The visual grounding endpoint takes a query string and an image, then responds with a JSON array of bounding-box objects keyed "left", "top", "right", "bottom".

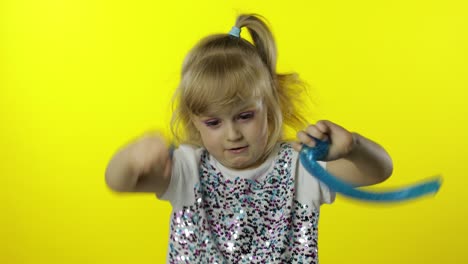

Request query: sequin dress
[{"left": 159, "top": 142, "right": 335, "bottom": 263}]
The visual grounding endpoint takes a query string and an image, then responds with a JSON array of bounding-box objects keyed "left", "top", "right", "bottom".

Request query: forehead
[{"left": 198, "top": 99, "right": 262, "bottom": 118}]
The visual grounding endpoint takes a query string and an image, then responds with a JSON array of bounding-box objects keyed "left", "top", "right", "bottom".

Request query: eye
[
  {"left": 204, "top": 119, "right": 220, "bottom": 127},
  {"left": 238, "top": 111, "right": 254, "bottom": 120}
]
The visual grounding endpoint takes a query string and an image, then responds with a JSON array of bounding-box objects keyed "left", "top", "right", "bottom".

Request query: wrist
[{"left": 347, "top": 132, "right": 361, "bottom": 157}]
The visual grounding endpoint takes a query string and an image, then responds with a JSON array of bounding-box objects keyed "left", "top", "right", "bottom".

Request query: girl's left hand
[{"left": 292, "top": 120, "right": 356, "bottom": 161}]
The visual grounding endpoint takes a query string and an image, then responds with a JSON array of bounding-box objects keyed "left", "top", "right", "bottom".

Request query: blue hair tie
[
  {"left": 229, "top": 26, "right": 241, "bottom": 38},
  {"left": 299, "top": 137, "right": 442, "bottom": 202}
]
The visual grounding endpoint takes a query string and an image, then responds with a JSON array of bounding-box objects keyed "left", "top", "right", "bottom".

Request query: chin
[{"left": 229, "top": 160, "right": 251, "bottom": 170}]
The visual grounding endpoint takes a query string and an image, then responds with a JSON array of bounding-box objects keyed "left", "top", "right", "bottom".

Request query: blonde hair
[{"left": 171, "top": 14, "right": 313, "bottom": 159}]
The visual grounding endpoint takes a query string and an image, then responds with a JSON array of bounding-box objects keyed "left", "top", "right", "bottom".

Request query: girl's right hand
[
  {"left": 126, "top": 132, "right": 171, "bottom": 180},
  {"left": 106, "top": 131, "right": 172, "bottom": 194}
]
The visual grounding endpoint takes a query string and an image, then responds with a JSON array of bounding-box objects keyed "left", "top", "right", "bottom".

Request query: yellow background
[{"left": 1, "top": 0, "right": 467, "bottom": 263}]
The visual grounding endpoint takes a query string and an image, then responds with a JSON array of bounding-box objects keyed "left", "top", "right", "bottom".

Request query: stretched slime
[{"left": 299, "top": 137, "right": 442, "bottom": 202}]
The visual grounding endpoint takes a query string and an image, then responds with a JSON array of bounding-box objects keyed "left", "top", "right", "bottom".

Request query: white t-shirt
[{"left": 159, "top": 142, "right": 335, "bottom": 263}]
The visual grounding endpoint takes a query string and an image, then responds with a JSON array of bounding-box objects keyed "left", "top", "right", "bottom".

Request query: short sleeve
[
  {"left": 295, "top": 158, "right": 336, "bottom": 207},
  {"left": 157, "top": 145, "right": 201, "bottom": 210},
  {"left": 315, "top": 161, "right": 336, "bottom": 204}
]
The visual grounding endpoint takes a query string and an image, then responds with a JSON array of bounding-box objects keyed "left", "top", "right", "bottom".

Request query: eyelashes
[
  {"left": 203, "top": 111, "right": 255, "bottom": 127},
  {"left": 239, "top": 111, "right": 254, "bottom": 120},
  {"left": 205, "top": 120, "right": 220, "bottom": 127}
]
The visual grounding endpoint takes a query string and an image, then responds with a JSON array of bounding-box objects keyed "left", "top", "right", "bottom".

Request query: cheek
[
  {"left": 199, "top": 130, "right": 220, "bottom": 148},
  {"left": 248, "top": 118, "right": 269, "bottom": 139}
]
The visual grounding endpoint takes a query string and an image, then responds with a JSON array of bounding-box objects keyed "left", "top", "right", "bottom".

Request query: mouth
[{"left": 228, "top": 146, "right": 248, "bottom": 153}]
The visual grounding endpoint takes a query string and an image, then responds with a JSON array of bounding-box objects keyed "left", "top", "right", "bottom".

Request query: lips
[
  {"left": 229, "top": 146, "right": 247, "bottom": 150},
  {"left": 227, "top": 146, "right": 249, "bottom": 154}
]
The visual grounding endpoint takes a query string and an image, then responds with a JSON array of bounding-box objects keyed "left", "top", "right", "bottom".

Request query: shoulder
[
  {"left": 282, "top": 141, "right": 334, "bottom": 205},
  {"left": 171, "top": 143, "right": 206, "bottom": 177},
  {"left": 273, "top": 141, "right": 325, "bottom": 167},
  {"left": 173, "top": 144, "right": 205, "bottom": 161},
  {"left": 158, "top": 144, "right": 204, "bottom": 204},
  {"left": 280, "top": 140, "right": 327, "bottom": 169}
]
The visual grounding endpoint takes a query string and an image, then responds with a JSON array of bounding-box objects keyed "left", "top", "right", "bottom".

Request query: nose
[{"left": 226, "top": 122, "right": 242, "bottom": 142}]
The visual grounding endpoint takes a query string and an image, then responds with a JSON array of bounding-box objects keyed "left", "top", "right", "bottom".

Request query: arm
[
  {"left": 326, "top": 132, "right": 393, "bottom": 187},
  {"left": 293, "top": 120, "right": 393, "bottom": 187},
  {"left": 105, "top": 133, "right": 172, "bottom": 196}
]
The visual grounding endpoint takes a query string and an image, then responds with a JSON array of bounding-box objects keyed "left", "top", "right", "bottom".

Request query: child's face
[{"left": 192, "top": 100, "right": 269, "bottom": 170}]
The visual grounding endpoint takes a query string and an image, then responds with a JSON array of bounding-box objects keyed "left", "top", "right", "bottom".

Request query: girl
[{"left": 105, "top": 14, "right": 393, "bottom": 263}]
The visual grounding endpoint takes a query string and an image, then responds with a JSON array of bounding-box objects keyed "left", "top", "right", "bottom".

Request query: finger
[
  {"left": 305, "top": 125, "right": 327, "bottom": 141},
  {"left": 297, "top": 131, "right": 317, "bottom": 147},
  {"left": 315, "top": 120, "right": 331, "bottom": 133},
  {"left": 291, "top": 141, "right": 302, "bottom": 152},
  {"left": 317, "top": 120, "right": 347, "bottom": 134}
]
